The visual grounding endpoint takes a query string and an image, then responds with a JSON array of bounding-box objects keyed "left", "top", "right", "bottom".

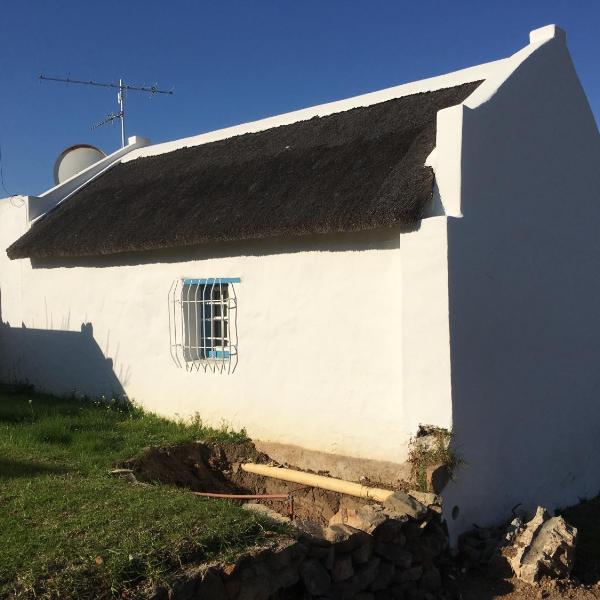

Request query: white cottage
[{"left": 1, "top": 25, "right": 599, "bottom": 539}]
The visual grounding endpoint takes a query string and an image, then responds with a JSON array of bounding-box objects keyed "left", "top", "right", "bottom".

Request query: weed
[{"left": 408, "top": 426, "right": 461, "bottom": 492}]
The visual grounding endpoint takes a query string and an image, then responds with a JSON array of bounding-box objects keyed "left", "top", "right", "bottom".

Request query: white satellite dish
[{"left": 53, "top": 144, "right": 107, "bottom": 185}]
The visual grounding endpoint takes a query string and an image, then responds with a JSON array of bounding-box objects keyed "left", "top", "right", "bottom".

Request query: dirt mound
[{"left": 119, "top": 440, "right": 266, "bottom": 493}]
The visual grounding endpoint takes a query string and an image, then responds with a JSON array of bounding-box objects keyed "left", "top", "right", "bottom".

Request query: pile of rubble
[{"left": 459, "top": 506, "right": 578, "bottom": 585}]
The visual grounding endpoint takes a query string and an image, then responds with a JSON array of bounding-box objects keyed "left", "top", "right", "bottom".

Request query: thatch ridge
[{"left": 7, "top": 82, "right": 481, "bottom": 260}]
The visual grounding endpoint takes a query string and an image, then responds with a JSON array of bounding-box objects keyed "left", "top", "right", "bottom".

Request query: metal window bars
[{"left": 168, "top": 278, "right": 239, "bottom": 374}]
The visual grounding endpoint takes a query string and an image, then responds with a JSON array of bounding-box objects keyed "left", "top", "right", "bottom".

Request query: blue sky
[{"left": 0, "top": 1, "right": 598, "bottom": 195}]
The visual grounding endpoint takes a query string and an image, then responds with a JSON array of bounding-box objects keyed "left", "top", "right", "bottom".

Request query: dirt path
[{"left": 454, "top": 574, "right": 600, "bottom": 599}]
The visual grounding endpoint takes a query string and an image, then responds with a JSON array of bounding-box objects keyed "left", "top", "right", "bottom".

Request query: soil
[
  {"left": 119, "top": 440, "right": 368, "bottom": 525},
  {"left": 119, "top": 440, "right": 264, "bottom": 494},
  {"left": 454, "top": 573, "right": 600, "bottom": 599}
]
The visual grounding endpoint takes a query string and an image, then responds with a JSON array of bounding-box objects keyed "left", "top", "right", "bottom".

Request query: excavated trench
[{"left": 119, "top": 440, "right": 372, "bottom": 525}]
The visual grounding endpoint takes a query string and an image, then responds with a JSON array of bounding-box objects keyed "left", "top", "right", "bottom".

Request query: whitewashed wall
[
  {"left": 442, "top": 29, "right": 600, "bottom": 539},
  {"left": 0, "top": 204, "right": 453, "bottom": 466},
  {"left": 0, "top": 24, "right": 503, "bottom": 472}
]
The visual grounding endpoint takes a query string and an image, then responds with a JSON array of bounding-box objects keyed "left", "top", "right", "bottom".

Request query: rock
[
  {"left": 329, "top": 505, "right": 388, "bottom": 534},
  {"left": 486, "top": 551, "right": 513, "bottom": 579},
  {"left": 272, "top": 566, "right": 300, "bottom": 590},
  {"left": 402, "top": 522, "right": 422, "bottom": 542},
  {"left": 505, "top": 517, "right": 524, "bottom": 543},
  {"left": 296, "top": 519, "right": 327, "bottom": 539},
  {"left": 352, "top": 541, "right": 373, "bottom": 565},
  {"left": 459, "top": 533, "right": 485, "bottom": 565},
  {"left": 383, "top": 491, "right": 427, "bottom": 520},
  {"left": 300, "top": 558, "right": 331, "bottom": 596},
  {"left": 407, "top": 490, "right": 440, "bottom": 507},
  {"left": 325, "top": 524, "right": 370, "bottom": 553},
  {"left": 508, "top": 507, "right": 577, "bottom": 584},
  {"left": 309, "top": 543, "right": 333, "bottom": 559},
  {"left": 425, "top": 464, "right": 451, "bottom": 494},
  {"left": 397, "top": 581, "right": 418, "bottom": 598},
  {"left": 369, "top": 561, "right": 396, "bottom": 591},
  {"left": 411, "top": 535, "right": 445, "bottom": 562},
  {"left": 237, "top": 577, "right": 271, "bottom": 600},
  {"left": 373, "top": 519, "right": 405, "bottom": 543},
  {"left": 323, "top": 546, "right": 336, "bottom": 571},
  {"left": 224, "top": 580, "right": 241, "bottom": 599},
  {"left": 389, "top": 584, "right": 407, "bottom": 599},
  {"left": 393, "top": 566, "right": 422, "bottom": 584},
  {"left": 266, "top": 539, "right": 307, "bottom": 570},
  {"left": 241, "top": 502, "right": 291, "bottom": 524},
  {"left": 332, "top": 555, "right": 354, "bottom": 582},
  {"left": 353, "top": 557, "right": 381, "bottom": 591},
  {"left": 480, "top": 537, "right": 500, "bottom": 563},
  {"left": 462, "top": 543, "right": 482, "bottom": 564},
  {"left": 405, "top": 591, "right": 435, "bottom": 600},
  {"left": 309, "top": 543, "right": 335, "bottom": 568},
  {"left": 423, "top": 518, "right": 446, "bottom": 539},
  {"left": 374, "top": 542, "right": 412, "bottom": 568},
  {"left": 419, "top": 566, "right": 441, "bottom": 592}
]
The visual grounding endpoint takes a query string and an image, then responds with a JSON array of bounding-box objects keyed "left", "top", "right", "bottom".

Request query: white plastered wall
[
  {"left": 0, "top": 46, "right": 502, "bottom": 470},
  {"left": 0, "top": 204, "right": 455, "bottom": 467},
  {"left": 440, "top": 26, "right": 600, "bottom": 540}
]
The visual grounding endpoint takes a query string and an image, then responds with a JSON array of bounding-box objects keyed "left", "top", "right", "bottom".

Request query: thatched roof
[{"left": 8, "top": 81, "right": 481, "bottom": 260}]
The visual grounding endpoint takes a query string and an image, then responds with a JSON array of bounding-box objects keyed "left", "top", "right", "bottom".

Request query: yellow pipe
[{"left": 240, "top": 463, "right": 394, "bottom": 503}]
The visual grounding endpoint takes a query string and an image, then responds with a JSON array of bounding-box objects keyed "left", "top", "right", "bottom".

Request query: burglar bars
[{"left": 168, "top": 278, "right": 239, "bottom": 374}]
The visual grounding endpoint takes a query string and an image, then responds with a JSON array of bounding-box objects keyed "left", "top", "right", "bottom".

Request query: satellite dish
[{"left": 53, "top": 144, "right": 107, "bottom": 185}]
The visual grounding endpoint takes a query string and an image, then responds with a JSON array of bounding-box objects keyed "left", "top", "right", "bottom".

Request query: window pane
[
  {"left": 181, "top": 282, "right": 230, "bottom": 361},
  {"left": 212, "top": 320, "right": 228, "bottom": 340}
]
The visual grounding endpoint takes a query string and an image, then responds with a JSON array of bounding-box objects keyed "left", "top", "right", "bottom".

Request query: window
[{"left": 168, "top": 278, "right": 239, "bottom": 373}]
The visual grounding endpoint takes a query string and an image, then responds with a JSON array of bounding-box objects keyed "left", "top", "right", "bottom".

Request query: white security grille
[{"left": 168, "top": 278, "right": 239, "bottom": 373}]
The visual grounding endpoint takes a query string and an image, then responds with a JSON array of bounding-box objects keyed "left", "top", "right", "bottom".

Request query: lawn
[{"left": 0, "top": 385, "right": 281, "bottom": 599}]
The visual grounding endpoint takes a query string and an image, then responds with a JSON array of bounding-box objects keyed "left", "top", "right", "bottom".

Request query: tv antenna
[{"left": 39, "top": 74, "right": 174, "bottom": 148}]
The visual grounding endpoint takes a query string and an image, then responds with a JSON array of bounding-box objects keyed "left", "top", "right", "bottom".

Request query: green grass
[{"left": 0, "top": 386, "right": 283, "bottom": 599}]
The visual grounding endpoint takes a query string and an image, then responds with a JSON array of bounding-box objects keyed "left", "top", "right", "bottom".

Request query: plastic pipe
[{"left": 240, "top": 463, "right": 394, "bottom": 502}]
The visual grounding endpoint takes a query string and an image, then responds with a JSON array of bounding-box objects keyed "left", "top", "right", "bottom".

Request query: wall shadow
[
  {"left": 442, "top": 39, "right": 600, "bottom": 546},
  {"left": 0, "top": 457, "right": 70, "bottom": 480},
  {"left": 0, "top": 321, "right": 125, "bottom": 399}
]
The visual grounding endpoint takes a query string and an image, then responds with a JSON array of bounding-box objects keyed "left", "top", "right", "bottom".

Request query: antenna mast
[{"left": 39, "top": 74, "right": 174, "bottom": 148}]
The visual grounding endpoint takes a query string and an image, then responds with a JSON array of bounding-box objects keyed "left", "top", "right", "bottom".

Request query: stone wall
[{"left": 146, "top": 503, "right": 449, "bottom": 600}]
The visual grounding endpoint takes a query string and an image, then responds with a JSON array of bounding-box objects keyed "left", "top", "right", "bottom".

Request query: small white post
[{"left": 118, "top": 79, "right": 125, "bottom": 148}]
